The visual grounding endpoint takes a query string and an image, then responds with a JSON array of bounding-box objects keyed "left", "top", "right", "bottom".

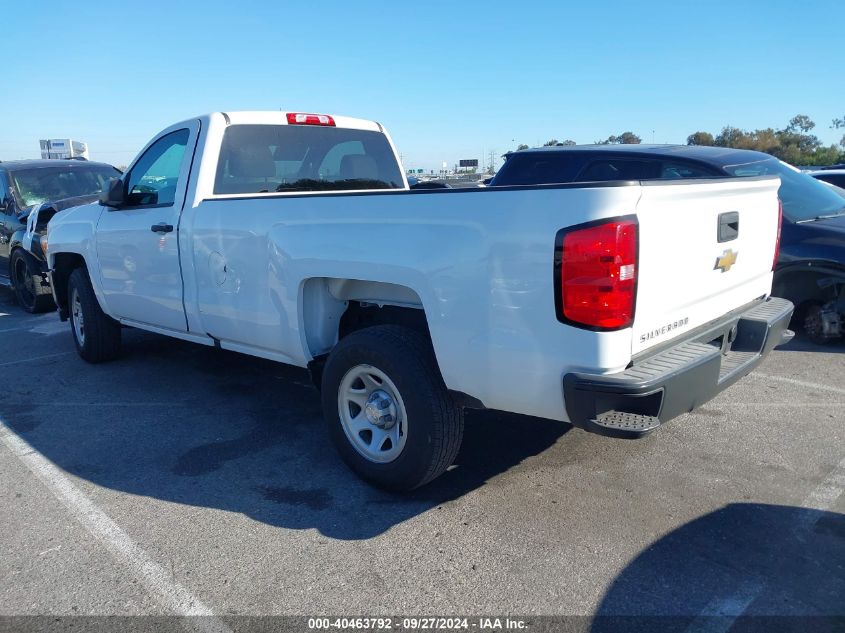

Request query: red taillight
[
  {"left": 286, "top": 112, "right": 335, "bottom": 126},
  {"left": 556, "top": 218, "right": 638, "bottom": 330},
  {"left": 772, "top": 198, "right": 783, "bottom": 272}
]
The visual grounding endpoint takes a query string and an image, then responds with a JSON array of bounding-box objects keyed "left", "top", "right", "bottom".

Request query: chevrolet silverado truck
[{"left": 41, "top": 111, "right": 794, "bottom": 490}]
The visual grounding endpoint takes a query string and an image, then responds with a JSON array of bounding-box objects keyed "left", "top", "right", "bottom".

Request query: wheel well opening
[
  {"left": 339, "top": 301, "right": 430, "bottom": 340},
  {"left": 52, "top": 253, "right": 86, "bottom": 315},
  {"left": 302, "top": 278, "right": 432, "bottom": 387}
]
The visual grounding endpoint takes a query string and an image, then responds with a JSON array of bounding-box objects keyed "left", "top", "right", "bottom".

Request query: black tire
[
  {"left": 800, "top": 301, "right": 831, "bottom": 345},
  {"left": 67, "top": 267, "right": 122, "bottom": 363},
  {"left": 10, "top": 250, "right": 54, "bottom": 314},
  {"left": 321, "top": 325, "right": 464, "bottom": 491}
]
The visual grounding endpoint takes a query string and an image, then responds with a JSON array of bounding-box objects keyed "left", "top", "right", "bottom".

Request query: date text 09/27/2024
[{"left": 307, "top": 617, "right": 528, "bottom": 630}]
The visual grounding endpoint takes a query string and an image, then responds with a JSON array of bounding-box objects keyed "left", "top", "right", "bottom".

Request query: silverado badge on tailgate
[{"left": 714, "top": 249, "right": 738, "bottom": 273}]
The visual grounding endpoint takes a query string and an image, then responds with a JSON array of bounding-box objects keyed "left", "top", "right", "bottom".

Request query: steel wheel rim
[
  {"left": 337, "top": 364, "right": 408, "bottom": 464},
  {"left": 14, "top": 259, "right": 35, "bottom": 307},
  {"left": 71, "top": 287, "right": 85, "bottom": 346}
]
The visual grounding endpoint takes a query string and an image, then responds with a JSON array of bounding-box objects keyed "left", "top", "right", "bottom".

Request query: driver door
[{"left": 94, "top": 122, "right": 199, "bottom": 332}]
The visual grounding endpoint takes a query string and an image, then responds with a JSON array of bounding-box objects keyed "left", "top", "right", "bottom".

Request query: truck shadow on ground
[
  {"left": 778, "top": 335, "right": 845, "bottom": 354},
  {"left": 590, "top": 502, "right": 845, "bottom": 632},
  {"left": 6, "top": 329, "right": 571, "bottom": 540}
]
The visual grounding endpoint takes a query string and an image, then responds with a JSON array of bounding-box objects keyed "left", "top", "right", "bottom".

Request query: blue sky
[{"left": 2, "top": 0, "right": 843, "bottom": 170}]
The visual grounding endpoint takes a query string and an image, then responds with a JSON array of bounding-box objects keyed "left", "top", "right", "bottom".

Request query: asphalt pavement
[{"left": 0, "top": 287, "right": 842, "bottom": 630}]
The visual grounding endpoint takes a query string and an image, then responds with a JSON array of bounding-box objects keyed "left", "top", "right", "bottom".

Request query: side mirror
[{"left": 100, "top": 177, "right": 125, "bottom": 208}]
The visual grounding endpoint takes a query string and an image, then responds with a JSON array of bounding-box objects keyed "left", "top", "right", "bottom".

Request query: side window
[
  {"left": 494, "top": 153, "right": 584, "bottom": 186},
  {"left": 125, "top": 129, "right": 190, "bottom": 206},
  {"left": 579, "top": 159, "right": 661, "bottom": 181},
  {"left": 820, "top": 174, "right": 845, "bottom": 188},
  {"left": 660, "top": 162, "right": 716, "bottom": 179}
]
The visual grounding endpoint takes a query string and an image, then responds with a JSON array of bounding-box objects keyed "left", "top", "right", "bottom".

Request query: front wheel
[
  {"left": 11, "top": 250, "right": 54, "bottom": 314},
  {"left": 321, "top": 325, "right": 464, "bottom": 491},
  {"left": 68, "top": 267, "right": 122, "bottom": 363}
]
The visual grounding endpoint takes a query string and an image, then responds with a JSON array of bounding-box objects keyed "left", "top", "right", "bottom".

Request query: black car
[
  {"left": 490, "top": 145, "right": 845, "bottom": 340},
  {"left": 809, "top": 169, "right": 845, "bottom": 188},
  {"left": 0, "top": 159, "right": 121, "bottom": 312}
]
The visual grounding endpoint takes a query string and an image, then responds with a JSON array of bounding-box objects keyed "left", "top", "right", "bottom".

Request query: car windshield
[
  {"left": 723, "top": 158, "right": 845, "bottom": 222},
  {"left": 11, "top": 164, "right": 120, "bottom": 207}
]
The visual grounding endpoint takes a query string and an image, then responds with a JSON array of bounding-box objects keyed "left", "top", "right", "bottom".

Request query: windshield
[
  {"left": 723, "top": 158, "right": 845, "bottom": 222},
  {"left": 11, "top": 164, "right": 121, "bottom": 207}
]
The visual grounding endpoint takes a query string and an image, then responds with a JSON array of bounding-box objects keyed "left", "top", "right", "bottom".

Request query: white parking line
[
  {"left": 0, "top": 351, "right": 75, "bottom": 368},
  {"left": 751, "top": 372, "right": 845, "bottom": 396},
  {"left": 0, "top": 419, "right": 232, "bottom": 633},
  {"left": 800, "top": 456, "right": 845, "bottom": 513},
  {"left": 683, "top": 455, "right": 845, "bottom": 633}
]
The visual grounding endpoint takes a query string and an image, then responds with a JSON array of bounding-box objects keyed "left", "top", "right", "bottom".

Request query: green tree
[
  {"left": 617, "top": 132, "right": 641, "bottom": 144},
  {"left": 598, "top": 132, "right": 641, "bottom": 145},
  {"left": 517, "top": 144, "right": 529, "bottom": 151},
  {"left": 786, "top": 114, "right": 815, "bottom": 133},
  {"left": 689, "top": 115, "right": 844, "bottom": 166},
  {"left": 560, "top": 139, "right": 577, "bottom": 146},
  {"left": 832, "top": 117, "right": 845, "bottom": 148},
  {"left": 543, "top": 139, "right": 559, "bottom": 147},
  {"left": 715, "top": 126, "right": 749, "bottom": 148},
  {"left": 687, "top": 131, "right": 714, "bottom": 146}
]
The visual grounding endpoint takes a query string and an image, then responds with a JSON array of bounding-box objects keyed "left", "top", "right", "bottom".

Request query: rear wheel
[
  {"left": 801, "top": 301, "right": 831, "bottom": 345},
  {"left": 68, "top": 267, "right": 122, "bottom": 362},
  {"left": 11, "top": 250, "right": 54, "bottom": 314},
  {"left": 321, "top": 325, "right": 464, "bottom": 491}
]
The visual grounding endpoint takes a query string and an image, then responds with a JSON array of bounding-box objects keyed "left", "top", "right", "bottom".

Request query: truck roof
[
  {"left": 506, "top": 144, "right": 773, "bottom": 168},
  {"left": 211, "top": 111, "right": 384, "bottom": 133},
  {"left": 0, "top": 159, "right": 117, "bottom": 171}
]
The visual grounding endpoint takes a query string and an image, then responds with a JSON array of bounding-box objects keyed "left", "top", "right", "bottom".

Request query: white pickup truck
[{"left": 42, "top": 111, "right": 794, "bottom": 490}]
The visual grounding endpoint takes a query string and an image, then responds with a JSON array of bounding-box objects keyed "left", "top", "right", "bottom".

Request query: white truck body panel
[
  {"left": 46, "top": 112, "right": 784, "bottom": 425},
  {"left": 632, "top": 179, "right": 779, "bottom": 356}
]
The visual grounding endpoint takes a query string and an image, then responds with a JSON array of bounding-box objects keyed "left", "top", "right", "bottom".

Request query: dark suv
[
  {"left": 490, "top": 145, "right": 845, "bottom": 340},
  {"left": 0, "top": 159, "right": 121, "bottom": 312}
]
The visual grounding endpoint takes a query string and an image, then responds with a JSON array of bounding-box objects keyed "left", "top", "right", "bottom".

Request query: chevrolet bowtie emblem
[{"left": 714, "top": 249, "right": 738, "bottom": 273}]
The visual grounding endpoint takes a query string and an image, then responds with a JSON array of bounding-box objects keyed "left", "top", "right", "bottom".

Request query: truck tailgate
[{"left": 632, "top": 177, "right": 781, "bottom": 356}]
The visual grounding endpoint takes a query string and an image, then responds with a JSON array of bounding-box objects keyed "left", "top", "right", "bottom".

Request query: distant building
[{"left": 40, "top": 139, "right": 89, "bottom": 160}]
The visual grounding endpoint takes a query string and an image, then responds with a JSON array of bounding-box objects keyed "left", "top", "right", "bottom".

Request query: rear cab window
[{"left": 214, "top": 124, "right": 404, "bottom": 195}]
